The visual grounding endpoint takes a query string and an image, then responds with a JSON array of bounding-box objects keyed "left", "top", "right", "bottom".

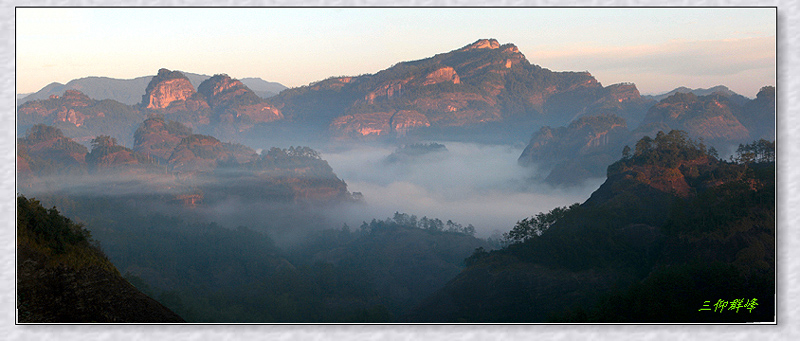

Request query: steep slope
[
  {"left": 196, "top": 74, "right": 283, "bottom": 137},
  {"left": 17, "top": 195, "right": 185, "bottom": 323},
  {"left": 408, "top": 130, "right": 774, "bottom": 323},
  {"left": 271, "top": 38, "right": 647, "bottom": 142},
  {"left": 737, "top": 86, "right": 776, "bottom": 140},
  {"left": 138, "top": 70, "right": 284, "bottom": 139},
  {"left": 518, "top": 114, "right": 629, "bottom": 185},
  {"left": 85, "top": 135, "right": 156, "bottom": 174}
]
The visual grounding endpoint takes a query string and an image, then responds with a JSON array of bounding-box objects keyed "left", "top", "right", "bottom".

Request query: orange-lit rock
[{"left": 142, "top": 70, "right": 197, "bottom": 110}]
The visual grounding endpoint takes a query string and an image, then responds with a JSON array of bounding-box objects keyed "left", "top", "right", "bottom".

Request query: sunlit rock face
[
  {"left": 330, "top": 110, "right": 432, "bottom": 139},
  {"left": 457, "top": 38, "right": 501, "bottom": 51},
  {"left": 604, "top": 83, "right": 642, "bottom": 103},
  {"left": 271, "top": 38, "right": 623, "bottom": 141},
  {"left": 197, "top": 74, "right": 284, "bottom": 129},
  {"left": 141, "top": 69, "right": 197, "bottom": 110}
]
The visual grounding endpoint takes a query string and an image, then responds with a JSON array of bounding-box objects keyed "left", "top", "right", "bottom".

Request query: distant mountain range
[
  {"left": 17, "top": 38, "right": 774, "bottom": 187},
  {"left": 642, "top": 85, "right": 751, "bottom": 105},
  {"left": 18, "top": 72, "right": 287, "bottom": 105}
]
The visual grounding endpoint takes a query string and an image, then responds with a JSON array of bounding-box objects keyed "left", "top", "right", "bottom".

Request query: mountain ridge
[{"left": 19, "top": 72, "right": 287, "bottom": 106}]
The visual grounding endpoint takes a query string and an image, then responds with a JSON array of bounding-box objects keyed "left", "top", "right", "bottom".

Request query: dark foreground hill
[
  {"left": 16, "top": 195, "right": 185, "bottom": 323},
  {"left": 407, "top": 131, "right": 774, "bottom": 323}
]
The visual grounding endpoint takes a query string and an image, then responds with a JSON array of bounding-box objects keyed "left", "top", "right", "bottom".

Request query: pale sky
[{"left": 15, "top": 7, "right": 776, "bottom": 97}]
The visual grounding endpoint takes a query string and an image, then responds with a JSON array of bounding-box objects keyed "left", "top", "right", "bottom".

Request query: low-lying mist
[
  {"left": 320, "top": 142, "right": 605, "bottom": 238},
  {"left": 19, "top": 140, "right": 606, "bottom": 246}
]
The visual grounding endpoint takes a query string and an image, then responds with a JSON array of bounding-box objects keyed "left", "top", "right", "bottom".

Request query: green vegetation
[
  {"left": 502, "top": 204, "right": 579, "bottom": 245},
  {"left": 17, "top": 195, "right": 102, "bottom": 262},
  {"left": 17, "top": 195, "right": 185, "bottom": 323},
  {"left": 33, "top": 190, "right": 485, "bottom": 322},
  {"left": 414, "top": 131, "right": 774, "bottom": 322}
]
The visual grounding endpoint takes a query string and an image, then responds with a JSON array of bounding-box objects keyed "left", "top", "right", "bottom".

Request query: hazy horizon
[{"left": 16, "top": 7, "right": 776, "bottom": 98}]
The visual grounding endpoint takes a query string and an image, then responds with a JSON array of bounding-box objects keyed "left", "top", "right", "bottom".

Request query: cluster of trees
[
  {"left": 732, "top": 139, "right": 775, "bottom": 164},
  {"left": 452, "top": 133, "right": 775, "bottom": 322},
  {"left": 502, "top": 204, "right": 580, "bottom": 245},
  {"left": 17, "top": 195, "right": 95, "bottom": 255},
  {"left": 21, "top": 190, "right": 487, "bottom": 322},
  {"left": 621, "top": 130, "right": 711, "bottom": 167},
  {"left": 385, "top": 142, "right": 448, "bottom": 163},
  {"left": 262, "top": 146, "right": 322, "bottom": 160},
  {"left": 359, "top": 212, "right": 476, "bottom": 236}
]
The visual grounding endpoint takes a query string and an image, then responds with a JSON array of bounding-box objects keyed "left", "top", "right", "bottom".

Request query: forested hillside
[
  {"left": 408, "top": 131, "right": 774, "bottom": 323},
  {"left": 16, "top": 195, "right": 185, "bottom": 323}
]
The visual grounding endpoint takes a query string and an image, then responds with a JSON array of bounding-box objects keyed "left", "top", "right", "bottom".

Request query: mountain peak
[
  {"left": 141, "top": 68, "right": 197, "bottom": 109},
  {"left": 459, "top": 39, "right": 501, "bottom": 51}
]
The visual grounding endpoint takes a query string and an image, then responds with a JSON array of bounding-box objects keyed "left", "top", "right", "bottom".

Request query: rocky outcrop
[
  {"left": 603, "top": 83, "right": 641, "bottom": 103},
  {"left": 271, "top": 38, "right": 623, "bottom": 142},
  {"left": 330, "top": 112, "right": 395, "bottom": 138},
  {"left": 196, "top": 74, "right": 283, "bottom": 134},
  {"left": 133, "top": 116, "right": 193, "bottom": 162},
  {"left": 637, "top": 92, "right": 750, "bottom": 144},
  {"left": 17, "top": 90, "right": 145, "bottom": 147},
  {"left": 390, "top": 110, "right": 431, "bottom": 136},
  {"left": 86, "top": 137, "right": 146, "bottom": 172},
  {"left": 17, "top": 124, "right": 89, "bottom": 185},
  {"left": 141, "top": 69, "right": 198, "bottom": 110},
  {"left": 458, "top": 38, "right": 501, "bottom": 51}
]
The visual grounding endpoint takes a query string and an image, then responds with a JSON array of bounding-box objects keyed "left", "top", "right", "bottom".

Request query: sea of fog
[{"left": 320, "top": 142, "right": 605, "bottom": 238}]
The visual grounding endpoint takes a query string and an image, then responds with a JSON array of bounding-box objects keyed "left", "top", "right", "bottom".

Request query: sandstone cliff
[
  {"left": 141, "top": 69, "right": 198, "bottom": 110},
  {"left": 271, "top": 38, "right": 634, "bottom": 142}
]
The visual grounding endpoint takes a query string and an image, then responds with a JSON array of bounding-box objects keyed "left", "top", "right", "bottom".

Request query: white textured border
[{"left": 2, "top": 1, "right": 796, "bottom": 340}]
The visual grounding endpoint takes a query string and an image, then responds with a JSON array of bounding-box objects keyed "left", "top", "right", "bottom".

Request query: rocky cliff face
[
  {"left": 167, "top": 134, "right": 237, "bottom": 174},
  {"left": 141, "top": 69, "right": 198, "bottom": 110},
  {"left": 195, "top": 74, "right": 283, "bottom": 136},
  {"left": 139, "top": 70, "right": 283, "bottom": 138},
  {"left": 270, "top": 38, "right": 627, "bottom": 142},
  {"left": 86, "top": 137, "right": 149, "bottom": 173}
]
